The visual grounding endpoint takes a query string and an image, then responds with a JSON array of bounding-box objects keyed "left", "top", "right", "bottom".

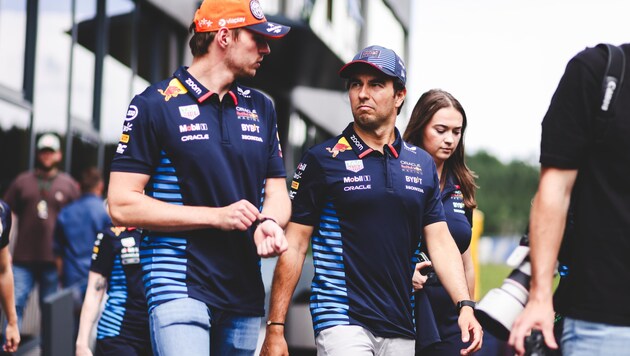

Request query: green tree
[{"left": 467, "top": 151, "right": 539, "bottom": 235}]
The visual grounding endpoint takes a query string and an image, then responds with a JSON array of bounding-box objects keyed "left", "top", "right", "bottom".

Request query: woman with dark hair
[{"left": 403, "top": 89, "right": 478, "bottom": 355}]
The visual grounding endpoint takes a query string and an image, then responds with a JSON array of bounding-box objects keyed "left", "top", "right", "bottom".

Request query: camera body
[{"left": 474, "top": 233, "right": 533, "bottom": 340}]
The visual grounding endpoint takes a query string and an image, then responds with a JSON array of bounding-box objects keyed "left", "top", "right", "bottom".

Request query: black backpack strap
[{"left": 594, "top": 43, "right": 626, "bottom": 142}]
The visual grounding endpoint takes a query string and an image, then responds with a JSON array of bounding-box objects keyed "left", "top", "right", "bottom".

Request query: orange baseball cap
[{"left": 193, "top": 0, "right": 290, "bottom": 39}]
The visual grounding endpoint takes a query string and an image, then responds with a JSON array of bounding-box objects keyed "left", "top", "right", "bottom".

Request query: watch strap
[{"left": 456, "top": 300, "right": 476, "bottom": 313}]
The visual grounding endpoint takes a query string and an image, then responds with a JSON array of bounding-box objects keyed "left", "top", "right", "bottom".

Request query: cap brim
[
  {"left": 245, "top": 21, "right": 290, "bottom": 39},
  {"left": 338, "top": 60, "right": 398, "bottom": 79}
]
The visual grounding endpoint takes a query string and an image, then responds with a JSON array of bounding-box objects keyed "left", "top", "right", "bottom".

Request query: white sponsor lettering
[
  {"left": 344, "top": 184, "right": 371, "bottom": 191},
  {"left": 185, "top": 78, "right": 202, "bottom": 95},
  {"left": 122, "top": 122, "right": 133, "bottom": 132},
  {"left": 179, "top": 104, "right": 200, "bottom": 120},
  {"left": 116, "top": 143, "right": 127, "bottom": 154},
  {"left": 405, "top": 176, "right": 423, "bottom": 184},
  {"left": 181, "top": 134, "right": 209, "bottom": 142},
  {"left": 179, "top": 123, "right": 208, "bottom": 133},
  {"left": 293, "top": 171, "right": 302, "bottom": 180},
  {"left": 454, "top": 209, "right": 465, "bottom": 214},
  {"left": 242, "top": 134, "right": 263, "bottom": 142},
  {"left": 266, "top": 24, "right": 283, "bottom": 33},
  {"left": 405, "top": 185, "right": 424, "bottom": 193},
  {"left": 226, "top": 17, "right": 245, "bottom": 24},
  {"left": 601, "top": 79, "right": 617, "bottom": 111},
  {"left": 297, "top": 163, "right": 307, "bottom": 171},
  {"left": 125, "top": 105, "right": 138, "bottom": 121},
  {"left": 343, "top": 175, "right": 371, "bottom": 183},
  {"left": 121, "top": 237, "right": 136, "bottom": 247},
  {"left": 289, "top": 190, "right": 296, "bottom": 199},
  {"left": 350, "top": 135, "right": 364, "bottom": 150},
  {"left": 453, "top": 202, "right": 465, "bottom": 209},
  {"left": 241, "top": 123, "right": 260, "bottom": 133}
]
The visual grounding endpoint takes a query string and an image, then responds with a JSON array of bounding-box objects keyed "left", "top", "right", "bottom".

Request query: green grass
[
  {"left": 477, "top": 263, "right": 561, "bottom": 300},
  {"left": 478, "top": 263, "right": 513, "bottom": 300}
]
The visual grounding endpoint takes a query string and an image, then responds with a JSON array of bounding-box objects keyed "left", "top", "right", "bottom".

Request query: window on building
[{"left": 0, "top": 0, "right": 27, "bottom": 92}]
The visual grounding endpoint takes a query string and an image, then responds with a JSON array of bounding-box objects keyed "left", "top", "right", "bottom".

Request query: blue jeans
[
  {"left": 149, "top": 297, "right": 261, "bottom": 356},
  {"left": 13, "top": 263, "right": 59, "bottom": 329},
  {"left": 562, "top": 317, "right": 630, "bottom": 355}
]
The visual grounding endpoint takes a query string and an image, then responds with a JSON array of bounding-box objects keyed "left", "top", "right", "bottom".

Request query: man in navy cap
[{"left": 260, "top": 45, "right": 483, "bottom": 356}]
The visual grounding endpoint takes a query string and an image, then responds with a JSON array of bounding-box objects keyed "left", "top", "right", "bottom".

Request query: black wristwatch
[{"left": 456, "top": 300, "right": 476, "bottom": 313}]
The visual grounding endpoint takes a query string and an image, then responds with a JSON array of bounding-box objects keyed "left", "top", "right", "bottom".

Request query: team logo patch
[
  {"left": 326, "top": 137, "right": 351, "bottom": 158},
  {"left": 361, "top": 49, "right": 380, "bottom": 58},
  {"left": 110, "top": 226, "right": 126, "bottom": 237},
  {"left": 345, "top": 159, "right": 364, "bottom": 173},
  {"left": 125, "top": 105, "right": 138, "bottom": 121},
  {"left": 237, "top": 87, "right": 251, "bottom": 98},
  {"left": 403, "top": 142, "right": 417, "bottom": 153},
  {"left": 179, "top": 104, "right": 200, "bottom": 120},
  {"left": 250, "top": 0, "right": 265, "bottom": 20},
  {"left": 158, "top": 78, "right": 187, "bottom": 101}
]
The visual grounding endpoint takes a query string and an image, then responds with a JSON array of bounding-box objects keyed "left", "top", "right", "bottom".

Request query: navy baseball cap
[{"left": 339, "top": 45, "right": 406, "bottom": 87}]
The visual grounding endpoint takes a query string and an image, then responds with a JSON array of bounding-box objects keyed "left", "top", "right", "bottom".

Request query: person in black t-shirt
[
  {"left": 509, "top": 43, "right": 630, "bottom": 355},
  {"left": 75, "top": 226, "right": 150, "bottom": 356}
]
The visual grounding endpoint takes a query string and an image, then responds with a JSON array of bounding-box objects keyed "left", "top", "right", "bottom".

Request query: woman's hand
[{"left": 412, "top": 261, "right": 433, "bottom": 291}]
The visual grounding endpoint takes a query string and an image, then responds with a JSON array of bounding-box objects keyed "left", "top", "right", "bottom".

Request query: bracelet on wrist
[
  {"left": 254, "top": 217, "right": 277, "bottom": 229},
  {"left": 266, "top": 320, "right": 285, "bottom": 327}
]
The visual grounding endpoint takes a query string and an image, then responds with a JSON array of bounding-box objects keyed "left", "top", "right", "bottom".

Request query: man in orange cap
[{"left": 107, "top": 0, "right": 291, "bottom": 355}]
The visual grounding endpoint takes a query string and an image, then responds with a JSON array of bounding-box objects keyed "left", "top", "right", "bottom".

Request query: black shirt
[{"left": 542, "top": 43, "right": 630, "bottom": 326}]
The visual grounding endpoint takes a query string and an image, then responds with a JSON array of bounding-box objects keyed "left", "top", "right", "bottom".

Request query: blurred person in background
[
  {"left": 75, "top": 225, "right": 150, "bottom": 356},
  {"left": 0, "top": 200, "right": 19, "bottom": 353},
  {"left": 403, "top": 89, "right": 478, "bottom": 355},
  {"left": 54, "top": 166, "right": 110, "bottom": 337},
  {"left": 3, "top": 133, "right": 79, "bottom": 330},
  {"left": 107, "top": 0, "right": 291, "bottom": 354}
]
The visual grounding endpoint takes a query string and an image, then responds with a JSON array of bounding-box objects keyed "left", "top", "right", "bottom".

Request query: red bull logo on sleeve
[
  {"left": 326, "top": 137, "right": 352, "bottom": 158},
  {"left": 158, "top": 79, "right": 188, "bottom": 101}
]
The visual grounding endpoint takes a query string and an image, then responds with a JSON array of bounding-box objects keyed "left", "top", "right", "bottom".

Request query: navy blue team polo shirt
[
  {"left": 290, "top": 123, "right": 446, "bottom": 339},
  {"left": 91, "top": 226, "right": 149, "bottom": 343},
  {"left": 110, "top": 66, "right": 286, "bottom": 315},
  {"left": 0, "top": 200, "right": 11, "bottom": 249},
  {"left": 440, "top": 175, "right": 472, "bottom": 254}
]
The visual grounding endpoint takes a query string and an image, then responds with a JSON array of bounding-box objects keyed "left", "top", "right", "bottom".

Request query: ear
[
  {"left": 216, "top": 27, "right": 231, "bottom": 49},
  {"left": 395, "top": 88, "right": 407, "bottom": 108}
]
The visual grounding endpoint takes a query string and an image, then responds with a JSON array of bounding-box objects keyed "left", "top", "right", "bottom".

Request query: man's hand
[
  {"left": 508, "top": 298, "right": 557, "bottom": 355},
  {"left": 75, "top": 343, "right": 93, "bottom": 356},
  {"left": 3, "top": 322, "right": 20, "bottom": 353},
  {"left": 259, "top": 327, "right": 289, "bottom": 356},
  {"left": 458, "top": 307, "right": 483, "bottom": 355},
  {"left": 218, "top": 199, "right": 260, "bottom": 231},
  {"left": 412, "top": 261, "right": 432, "bottom": 291},
  {"left": 254, "top": 218, "right": 288, "bottom": 257}
]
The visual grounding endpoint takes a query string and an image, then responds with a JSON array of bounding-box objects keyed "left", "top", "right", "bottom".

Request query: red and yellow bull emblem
[
  {"left": 326, "top": 137, "right": 351, "bottom": 158},
  {"left": 110, "top": 226, "right": 126, "bottom": 237},
  {"left": 158, "top": 79, "right": 188, "bottom": 101}
]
